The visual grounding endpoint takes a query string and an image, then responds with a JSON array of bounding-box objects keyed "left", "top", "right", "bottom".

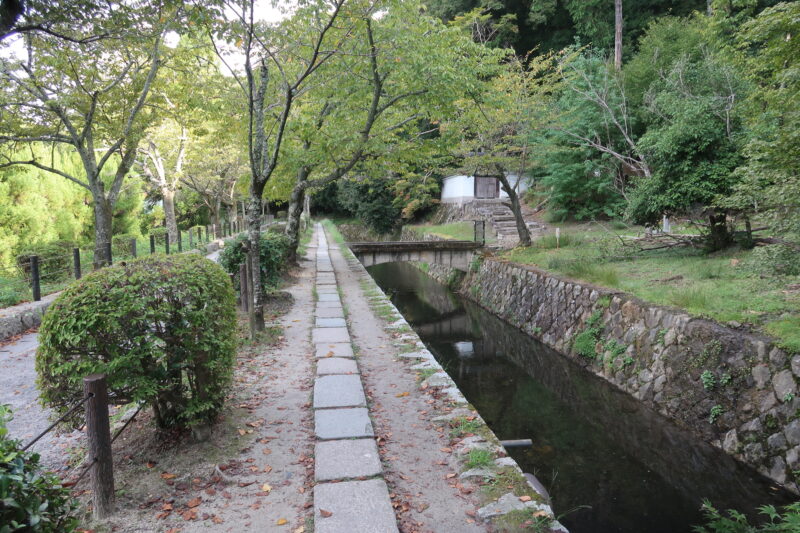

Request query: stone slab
[
  {"left": 318, "top": 266, "right": 333, "bottom": 272},
  {"left": 315, "top": 408, "right": 373, "bottom": 439},
  {"left": 317, "top": 301, "right": 343, "bottom": 309},
  {"left": 316, "top": 307, "right": 345, "bottom": 319},
  {"left": 312, "top": 327, "right": 350, "bottom": 344},
  {"left": 316, "top": 317, "right": 346, "bottom": 328},
  {"left": 317, "top": 357, "right": 359, "bottom": 375},
  {"left": 317, "top": 278, "right": 336, "bottom": 285},
  {"left": 314, "top": 479, "right": 399, "bottom": 533},
  {"left": 317, "top": 287, "right": 338, "bottom": 294},
  {"left": 314, "top": 439, "right": 382, "bottom": 481},
  {"left": 315, "top": 343, "right": 354, "bottom": 358},
  {"left": 318, "top": 293, "right": 340, "bottom": 302},
  {"left": 314, "top": 375, "right": 366, "bottom": 408}
]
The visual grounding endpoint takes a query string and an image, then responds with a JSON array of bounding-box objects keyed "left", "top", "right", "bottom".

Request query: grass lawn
[
  {"left": 504, "top": 222, "right": 800, "bottom": 354},
  {"left": 406, "top": 221, "right": 496, "bottom": 243}
]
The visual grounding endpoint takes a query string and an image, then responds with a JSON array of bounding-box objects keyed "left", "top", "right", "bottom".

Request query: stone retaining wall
[
  {"left": 460, "top": 257, "right": 800, "bottom": 493},
  {"left": 0, "top": 294, "right": 57, "bottom": 341}
]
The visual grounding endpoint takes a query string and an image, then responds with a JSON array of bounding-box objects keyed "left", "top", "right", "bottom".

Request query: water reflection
[{"left": 368, "top": 262, "right": 794, "bottom": 533}]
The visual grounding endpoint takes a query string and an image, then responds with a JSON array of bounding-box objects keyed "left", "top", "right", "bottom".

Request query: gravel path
[{"left": 0, "top": 332, "right": 83, "bottom": 470}]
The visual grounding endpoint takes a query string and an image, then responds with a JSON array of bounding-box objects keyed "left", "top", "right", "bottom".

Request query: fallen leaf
[
  {"left": 293, "top": 527, "right": 305, "bottom": 533},
  {"left": 440, "top": 447, "right": 452, "bottom": 453},
  {"left": 320, "top": 509, "right": 333, "bottom": 518},
  {"left": 262, "top": 483, "right": 272, "bottom": 493},
  {"left": 238, "top": 429, "right": 246, "bottom": 436},
  {"left": 212, "top": 516, "right": 224, "bottom": 524},
  {"left": 145, "top": 461, "right": 156, "bottom": 468},
  {"left": 187, "top": 497, "right": 202, "bottom": 508},
  {"left": 162, "top": 503, "right": 173, "bottom": 511},
  {"left": 277, "top": 518, "right": 288, "bottom": 526},
  {"left": 262, "top": 448, "right": 272, "bottom": 455},
  {"left": 395, "top": 392, "right": 409, "bottom": 398},
  {"left": 263, "top": 465, "right": 273, "bottom": 473},
  {"left": 161, "top": 472, "right": 176, "bottom": 480},
  {"left": 519, "top": 495, "right": 532, "bottom": 502},
  {"left": 446, "top": 473, "right": 456, "bottom": 479}
]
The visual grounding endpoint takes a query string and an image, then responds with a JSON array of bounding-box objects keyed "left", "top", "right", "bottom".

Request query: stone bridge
[{"left": 346, "top": 241, "right": 482, "bottom": 271}]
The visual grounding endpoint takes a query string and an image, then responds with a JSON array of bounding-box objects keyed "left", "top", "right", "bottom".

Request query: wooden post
[
  {"left": 130, "top": 238, "right": 137, "bottom": 258},
  {"left": 197, "top": 226, "right": 202, "bottom": 243},
  {"left": 30, "top": 255, "right": 41, "bottom": 301},
  {"left": 239, "top": 263, "right": 249, "bottom": 312},
  {"left": 73, "top": 248, "right": 82, "bottom": 280},
  {"left": 83, "top": 374, "right": 114, "bottom": 519},
  {"left": 177, "top": 231, "right": 182, "bottom": 252},
  {"left": 188, "top": 228, "right": 193, "bottom": 249},
  {"left": 150, "top": 235, "right": 156, "bottom": 254}
]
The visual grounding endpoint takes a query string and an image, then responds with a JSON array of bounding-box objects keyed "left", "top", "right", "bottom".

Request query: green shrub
[
  {"left": 535, "top": 232, "right": 583, "bottom": 249},
  {"left": 749, "top": 244, "right": 800, "bottom": 276},
  {"left": 693, "top": 500, "right": 800, "bottom": 532},
  {"left": 16, "top": 241, "right": 75, "bottom": 282},
  {"left": 573, "top": 310, "right": 604, "bottom": 359},
  {"left": 111, "top": 233, "right": 138, "bottom": 258},
  {"left": 36, "top": 254, "right": 236, "bottom": 429},
  {"left": 149, "top": 227, "right": 168, "bottom": 245},
  {"left": 218, "top": 232, "right": 290, "bottom": 292},
  {"left": 0, "top": 405, "right": 78, "bottom": 532}
]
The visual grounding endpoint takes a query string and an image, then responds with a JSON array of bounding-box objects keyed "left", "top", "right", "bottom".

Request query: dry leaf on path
[
  {"left": 395, "top": 392, "right": 409, "bottom": 398},
  {"left": 277, "top": 518, "right": 288, "bottom": 525},
  {"left": 320, "top": 509, "right": 333, "bottom": 518},
  {"left": 262, "top": 483, "right": 272, "bottom": 493},
  {"left": 519, "top": 495, "right": 532, "bottom": 502},
  {"left": 187, "top": 497, "right": 201, "bottom": 508}
]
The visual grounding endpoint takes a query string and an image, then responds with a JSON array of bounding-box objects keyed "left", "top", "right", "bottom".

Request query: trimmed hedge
[
  {"left": 0, "top": 405, "right": 77, "bottom": 532},
  {"left": 36, "top": 254, "right": 236, "bottom": 429},
  {"left": 219, "top": 232, "right": 290, "bottom": 291}
]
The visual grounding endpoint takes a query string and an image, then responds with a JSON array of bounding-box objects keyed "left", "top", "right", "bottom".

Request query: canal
[{"left": 367, "top": 262, "right": 794, "bottom": 533}]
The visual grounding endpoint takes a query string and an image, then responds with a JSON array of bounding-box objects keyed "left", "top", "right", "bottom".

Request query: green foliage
[
  {"left": 573, "top": 310, "right": 604, "bottom": 359},
  {"left": 748, "top": 245, "right": 800, "bottom": 276},
  {"left": 0, "top": 405, "right": 78, "bottom": 532},
  {"left": 16, "top": 241, "right": 75, "bottom": 282},
  {"left": 218, "top": 232, "right": 291, "bottom": 291},
  {"left": 709, "top": 404, "right": 724, "bottom": 424},
  {"left": 701, "top": 370, "right": 717, "bottom": 391},
  {"left": 692, "top": 500, "right": 800, "bottom": 533},
  {"left": 547, "top": 256, "right": 619, "bottom": 287},
  {"left": 627, "top": 42, "right": 746, "bottom": 230},
  {"left": 111, "top": 234, "right": 138, "bottom": 258},
  {"left": 36, "top": 254, "right": 236, "bottom": 429},
  {"left": 336, "top": 178, "right": 402, "bottom": 235},
  {"left": 537, "top": 52, "right": 627, "bottom": 220}
]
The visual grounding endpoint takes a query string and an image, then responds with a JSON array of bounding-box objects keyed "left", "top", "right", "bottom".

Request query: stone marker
[
  {"left": 312, "top": 327, "right": 350, "bottom": 344},
  {"left": 314, "top": 439, "right": 382, "bottom": 481},
  {"left": 314, "top": 479, "right": 399, "bottom": 533},
  {"left": 315, "top": 408, "right": 373, "bottom": 439},
  {"left": 314, "top": 375, "right": 366, "bottom": 408},
  {"left": 317, "top": 357, "right": 358, "bottom": 375},
  {"left": 315, "top": 343, "right": 354, "bottom": 358}
]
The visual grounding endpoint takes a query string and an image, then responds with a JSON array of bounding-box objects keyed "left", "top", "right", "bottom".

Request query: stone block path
[{"left": 311, "top": 224, "right": 399, "bottom": 532}]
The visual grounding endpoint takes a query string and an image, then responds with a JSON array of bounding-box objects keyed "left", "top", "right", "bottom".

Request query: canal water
[{"left": 367, "top": 262, "right": 795, "bottom": 533}]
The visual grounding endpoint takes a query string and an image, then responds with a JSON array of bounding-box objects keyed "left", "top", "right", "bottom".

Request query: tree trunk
[
  {"left": 93, "top": 195, "right": 114, "bottom": 269},
  {"left": 614, "top": 0, "right": 623, "bottom": 71},
  {"left": 162, "top": 187, "right": 178, "bottom": 244},
  {"left": 708, "top": 212, "right": 731, "bottom": 251},
  {"left": 285, "top": 167, "right": 310, "bottom": 265},
  {"left": 212, "top": 198, "right": 222, "bottom": 237},
  {"left": 497, "top": 174, "right": 531, "bottom": 247},
  {"left": 247, "top": 195, "right": 265, "bottom": 335}
]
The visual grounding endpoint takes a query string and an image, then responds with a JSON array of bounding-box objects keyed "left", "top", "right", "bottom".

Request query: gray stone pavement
[{"left": 311, "top": 224, "right": 399, "bottom": 532}]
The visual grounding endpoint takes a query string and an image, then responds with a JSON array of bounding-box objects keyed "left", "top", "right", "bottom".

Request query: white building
[{"left": 440, "top": 174, "right": 528, "bottom": 204}]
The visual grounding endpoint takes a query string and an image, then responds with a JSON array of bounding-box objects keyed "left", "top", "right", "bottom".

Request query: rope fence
[
  {"left": 19, "top": 374, "right": 141, "bottom": 519},
  {"left": 0, "top": 220, "right": 247, "bottom": 309}
]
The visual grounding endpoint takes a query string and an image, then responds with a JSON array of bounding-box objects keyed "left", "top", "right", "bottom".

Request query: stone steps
[{"left": 310, "top": 224, "right": 400, "bottom": 533}]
